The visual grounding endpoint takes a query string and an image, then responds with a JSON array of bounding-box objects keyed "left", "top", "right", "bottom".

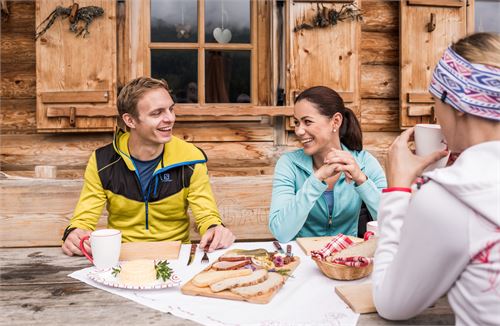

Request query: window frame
[{"left": 144, "top": 0, "right": 258, "bottom": 109}]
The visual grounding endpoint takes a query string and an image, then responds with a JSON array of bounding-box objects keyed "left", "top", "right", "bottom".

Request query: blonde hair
[
  {"left": 452, "top": 32, "right": 500, "bottom": 68},
  {"left": 117, "top": 77, "right": 170, "bottom": 127}
]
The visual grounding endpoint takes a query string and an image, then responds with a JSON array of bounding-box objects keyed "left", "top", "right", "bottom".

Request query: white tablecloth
[{"left": 70, "top": 241, "right": 363, "bottom": 326}]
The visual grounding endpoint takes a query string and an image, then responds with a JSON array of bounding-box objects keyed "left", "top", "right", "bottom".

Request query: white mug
[
  {"left": 414, "top": 124, "right": 450, "bottom": 172},
  {"left": 80, "top": 229, "right": 122, "bottom": 271},
  {"left": 366, "top": 221, "right": 378, "bottom": 236}
]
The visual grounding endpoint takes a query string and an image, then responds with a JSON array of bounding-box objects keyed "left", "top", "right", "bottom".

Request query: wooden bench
[{"left": 0, "top": 172, "right": 274, "bottom": 247}]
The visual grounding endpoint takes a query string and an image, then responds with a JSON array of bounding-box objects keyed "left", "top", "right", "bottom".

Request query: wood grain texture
[
  {"left": 288, "top": 1, "right": 361, "bottom": 115},
  {"left": 360, "top": 31, "right": 398, "bottom": 66},
  {"left": 35, "top": 0, "right": 117, "bottom": 131},
  {"left": 0, "top": 98, "right": 37, "bottom": 133},
  {"left": 0, "top": 247, "right": 454, "bottom": 325},
  {"left": 361, "top": 1, "right": 398, "bottom": 33},
  {"left": 400, "top": 1, "right": 466, "bottom": 127},
  {"left": 361, "top": 65, "right": 398, "bottom": 99},
  {"left": 335, "top": 283, "right": 376, "bottom": 314},
  {"left": 120, "top": 241, "right": 182, "bottom": 261},
  {"left": 0, "top": 175, "right": 275, "bottom": 247},
  {"left": 0, "top": 33, "right": 36, "bottom": 64},
  {"left": 181, "top": 258, "right": 300, "bottom": 304},
  {"left": 360, "top": 99, "right": 399, "bottom": 132}
]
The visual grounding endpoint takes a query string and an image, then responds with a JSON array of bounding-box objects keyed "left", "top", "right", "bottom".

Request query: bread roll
[
  {"left": 332, "top": 238, "right": 377, "bottom": 259},
  {"left": 210, "top": 269, "right": 268, "bottom": 293}
]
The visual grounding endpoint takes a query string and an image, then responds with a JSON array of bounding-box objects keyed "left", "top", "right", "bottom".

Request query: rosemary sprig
[
  {"left": 111, "top": 266, "right": 121, "bottom": 277},
  {"left": 270, "top": 268, "right": 294, "bottom": 278},
  {"left": 155, "top": 260, "right": 173, "bottom": 282}
]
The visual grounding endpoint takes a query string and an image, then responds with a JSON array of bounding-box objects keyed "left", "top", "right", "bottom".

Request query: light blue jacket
[{"left": 269, "top": 145, "right": 387, "bottom": 242}]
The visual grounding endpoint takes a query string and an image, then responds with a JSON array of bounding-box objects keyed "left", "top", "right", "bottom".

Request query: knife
[
  {"left": 187, "top": 243, "right": 197, "bottom": 265},
  {"left": 273, "top": 241, "right": 285, "bottom": 254}
]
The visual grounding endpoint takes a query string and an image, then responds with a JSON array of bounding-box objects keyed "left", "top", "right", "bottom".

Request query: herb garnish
[
  {"left": 111, "top": 266, "right": 121, "bottom": 277},
  {"left": 271, "top": 268, "right": 294, "bottom": 278},
  {"left": 155, "top": 260, "right": 173, "bottom": 281}
]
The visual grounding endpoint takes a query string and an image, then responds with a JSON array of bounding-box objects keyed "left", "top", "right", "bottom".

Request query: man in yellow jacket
[{"left": 62, "top": 77, "right": 235, "bottom": 256}]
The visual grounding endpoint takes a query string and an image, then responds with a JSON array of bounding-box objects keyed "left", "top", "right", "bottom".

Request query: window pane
[
  {"left": 205, "top": 50, "right": 250, "bottom": 103},
  {"left": 205, "top": 0, "right": 250, "bottom": 44},
  {"left": 475, "top": 1, "right": 500, "bottom": 32},
  {"left": 151, "top": 0, "right": 198, "bottom": 43},
  {"left": 151, "top": 50, "right": 198, "bottom": 103}
]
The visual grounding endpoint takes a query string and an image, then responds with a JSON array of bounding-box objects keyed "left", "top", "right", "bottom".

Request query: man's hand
[
  {"left": 199, "top": 225, "right": 236, "bottom": 253},
  {"left": 62, "top": 228, "right": 91, "bottom": 256}
]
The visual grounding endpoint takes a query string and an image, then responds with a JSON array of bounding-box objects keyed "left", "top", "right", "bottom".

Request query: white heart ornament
[{"left": 213, "top": 27, "right": 232, "bottom": 44}]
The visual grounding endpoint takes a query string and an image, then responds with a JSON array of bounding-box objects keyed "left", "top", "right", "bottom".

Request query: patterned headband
[{"left": 429, "top": 47, "right": 500, "bottom": 121}]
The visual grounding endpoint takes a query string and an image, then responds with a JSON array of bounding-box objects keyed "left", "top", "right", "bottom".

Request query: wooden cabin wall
[{"left": 1, "top": 1, "right": 398, "bottom": 179}]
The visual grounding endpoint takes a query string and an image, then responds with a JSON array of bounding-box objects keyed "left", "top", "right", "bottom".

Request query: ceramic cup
[
  {"left": 414, "top": 124, "right": 450, "bottom": 172},
  {"left": 79, "top": 229, "right": 122, "bottom": 271},
  {"left": 366, "top": 221, "right": 378, "bottom": 236}
]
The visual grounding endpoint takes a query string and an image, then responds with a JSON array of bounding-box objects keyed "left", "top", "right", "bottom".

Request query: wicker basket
[{"left": 313, "top": 257, "right": 373, "bottom": 281}]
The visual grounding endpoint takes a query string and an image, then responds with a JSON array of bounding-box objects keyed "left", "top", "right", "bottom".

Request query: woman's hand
[
  {"left": 313, "top": 162, "right": 341, "bottom": 182},
  {"left": 387, "top": 128, "right": 449, "bottom": 188},
  {"left": 324, "top": 148, "right": 367, "bottom": 185}
]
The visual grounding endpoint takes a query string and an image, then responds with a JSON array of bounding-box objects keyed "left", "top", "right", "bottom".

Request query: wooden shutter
[
  {"left": 35, "top": 0, "right": 117, "bottom": 132},
  {"left": 287, "top": 0, "right": 361, "bottom": 116},
  {"left": 400, "top": 0, "right": 467, "bottom": 128}
]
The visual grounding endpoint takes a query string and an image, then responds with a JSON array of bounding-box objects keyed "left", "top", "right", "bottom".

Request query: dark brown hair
[
  {"left": 117, "top": 76, "right": 171, "bottom": 127},
  {"left": 295, "top": 86, "right": 363, "bottom": 151}
]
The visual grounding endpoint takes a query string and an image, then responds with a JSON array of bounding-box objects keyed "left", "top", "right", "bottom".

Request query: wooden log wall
[{"left": 1, "top": 1, "right": 398, "bottom": 179}]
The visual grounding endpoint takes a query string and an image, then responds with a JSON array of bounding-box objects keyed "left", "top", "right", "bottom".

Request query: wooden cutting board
[
  {"left": 296, "top": 236, "right": 363, "bottom": 255},
  {"left": 181, "top": 257, "right": 300, "bottom": 304},
  {"left": 119, "top": 241, "right": 181, "bottom": 261},
  {"left": 335, "top": 283, "right": 376, "bottom": 314}
]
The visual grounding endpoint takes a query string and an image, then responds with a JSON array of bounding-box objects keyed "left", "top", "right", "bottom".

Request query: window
[
  {"left": 147, "top": 0, "right": 256, "bottom": 106},
  {"left": 474, "top": 0, "right": 500, "bottom": 33}
]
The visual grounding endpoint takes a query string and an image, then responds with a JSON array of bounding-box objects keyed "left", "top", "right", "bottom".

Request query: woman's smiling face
[{"left": 293, "top": 99, "right": 336, "bottom": 157}]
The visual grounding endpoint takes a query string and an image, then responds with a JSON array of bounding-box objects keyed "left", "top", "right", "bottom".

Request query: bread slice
[
  {"left": 210, "top": 269, "right": 268, "bottom": 293},
  {"left": 212, "top": 260, "right": 251, "bottom": 271},
  {"left": 230, "top": 272, "right": 284, "bottom": 298},
  {"left": 332, "top": 238, "right": 377, "bottom": 259},
  {"left": 192, "top": 269, "right": 252, "bottom": 287}
]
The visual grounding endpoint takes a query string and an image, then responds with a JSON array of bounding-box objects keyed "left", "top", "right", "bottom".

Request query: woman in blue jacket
[{"left": 269, "top": 86, "right": 387, "bottom": 242}]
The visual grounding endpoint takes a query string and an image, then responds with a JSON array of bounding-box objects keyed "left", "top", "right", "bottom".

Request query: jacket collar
[{"left": 112, "top": 128, "right": 206, "bottom": 171}]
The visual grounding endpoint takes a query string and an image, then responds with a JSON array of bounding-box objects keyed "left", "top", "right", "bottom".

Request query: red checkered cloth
[
  {"left": 332, "top": 256, "right": 373, "bottom": 267},
  {"left": 310, "top": 234, "right": 354, "bottom": 260}
]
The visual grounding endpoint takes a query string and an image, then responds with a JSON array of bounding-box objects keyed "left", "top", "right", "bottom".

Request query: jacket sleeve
[
  {"left": 268, "top": 155, "right": 327, "bottom": 243},
  {"left": 372, "top": 185, "right": 469, "bottom": 320},
  {"left": 187, "top": 162, "right": 222, "bottom": 236},
  {"left": 353, "top": 151, "right": 387, "bottom": 218},
  {"left": 68, "top": 152, "right": 107, "bottom": 231}
]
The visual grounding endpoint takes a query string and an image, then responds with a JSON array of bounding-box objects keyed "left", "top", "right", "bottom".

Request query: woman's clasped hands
[{"left": 315, "top": 148, "right": 367, "bottom": 185}]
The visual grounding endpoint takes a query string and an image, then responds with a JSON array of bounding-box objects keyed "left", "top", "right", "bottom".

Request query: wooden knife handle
[{"left": 190, "top": 243, "right": 197, "bottom": 253}]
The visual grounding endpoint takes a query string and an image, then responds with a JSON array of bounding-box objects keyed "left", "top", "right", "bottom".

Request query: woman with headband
[{"left": 372, "top": 32, "right": 500, "bottom": 324}]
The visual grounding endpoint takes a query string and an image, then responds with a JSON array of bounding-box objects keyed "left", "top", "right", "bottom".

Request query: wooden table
[{"left": 0, "top": 247, "right": 455, "bottom": 325}]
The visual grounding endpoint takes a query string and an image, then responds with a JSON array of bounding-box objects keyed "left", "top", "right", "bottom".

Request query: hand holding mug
[
  {"left": 62, "top": 228, "right": 91, "bottom": 256},
  {"left": 387, "top": 128, "right": 449, "bottom": 188},
  {"left": 79, "top": 229, "right": 122, "bottom": 271}
]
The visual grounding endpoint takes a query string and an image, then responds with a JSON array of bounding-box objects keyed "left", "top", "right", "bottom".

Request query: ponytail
[{"left": 339, "top": 108, "right": 363, "bottom": 151}]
